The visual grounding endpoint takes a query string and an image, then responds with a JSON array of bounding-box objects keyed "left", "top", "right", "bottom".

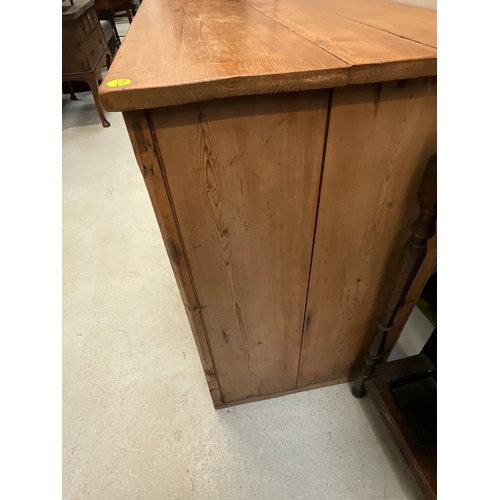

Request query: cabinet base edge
[{"left": 214, "top": 376, "right": 352, "bottom": 409}]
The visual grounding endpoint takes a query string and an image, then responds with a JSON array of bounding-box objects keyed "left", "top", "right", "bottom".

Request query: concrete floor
[{"left": 62, "top": 96, "right": 427, "bottom": 499}]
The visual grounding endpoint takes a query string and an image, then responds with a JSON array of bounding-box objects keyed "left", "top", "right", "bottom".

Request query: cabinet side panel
[
  {"left": 298, "top": 78, "right": 437, "bottom": 387},
  {"left": 149, "top": 91, "right": 329, "bottom": 403},
  {"left": 123, "top": 110, "right": 223, "bottom": 406}
]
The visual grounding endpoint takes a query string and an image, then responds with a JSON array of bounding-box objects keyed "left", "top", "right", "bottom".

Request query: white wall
[{"left": 395, "top": 0, "right": 437, "bottom": 9}]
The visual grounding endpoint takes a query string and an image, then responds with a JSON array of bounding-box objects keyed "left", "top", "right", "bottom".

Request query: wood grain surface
[
  {"left": 297, "top": 77, "right": 437, "bottom": 388},
  {"left": 148, "top": 91, "right": 330, "bottom": 404},
  {"left": 100, "top": 0, "right": 436, "bottom": 111},
  {"left": 100, "top": 0, "right": 348, "bottom": 111},
  {"left": 123, "top": 110, "right": 224, "bottom": 406},
  {"left": 247, "top": 0, "right": 436, "bottom": 62},
  {"left": 248, "top": 0, "right": 436, "bottom": 84},
  {"left": 322, "top": 0, "right": 437, "bottom": 47}
]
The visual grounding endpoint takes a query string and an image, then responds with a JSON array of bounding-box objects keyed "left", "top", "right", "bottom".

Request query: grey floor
[{"left": 62, "top": 59, "right": 430, "bottom": 500}]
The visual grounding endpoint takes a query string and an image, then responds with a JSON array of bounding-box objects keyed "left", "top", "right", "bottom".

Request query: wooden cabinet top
[
  {"left": 62, "top": 0, "right": 95, "bottom": 22},
  {"left": 100, "top": 0, "right": 436, "bottom": 112}
]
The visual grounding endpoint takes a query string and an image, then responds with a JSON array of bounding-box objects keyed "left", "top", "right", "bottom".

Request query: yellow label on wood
[{"left": 107, "top": 79, "right": 131, "bottom": 87}]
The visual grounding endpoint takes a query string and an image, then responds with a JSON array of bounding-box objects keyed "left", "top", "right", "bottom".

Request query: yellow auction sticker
[{"left": 107, "top": 79, "right": 131, "bottom": 87}]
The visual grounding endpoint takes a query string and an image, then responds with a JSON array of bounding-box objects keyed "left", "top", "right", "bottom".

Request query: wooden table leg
[
  {"left": 68, "top": 82, "right": 78, "bottom": 101},
  {"left": 106, "top": 51, "right": 112, "bottom": 70},
  {"left": 82, "top": 72, "right": 111, "bottom": 128},
  {"left": 108, "top": 10, "right": 121, "bottom": 46},
  {"left": 351, "top": 153, "right": 437, "bottom": 398}
]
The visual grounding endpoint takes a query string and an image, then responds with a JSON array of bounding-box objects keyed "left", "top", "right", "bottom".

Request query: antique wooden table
[{"left": 100, "top": 0, "right": 437, "bottom": 408}]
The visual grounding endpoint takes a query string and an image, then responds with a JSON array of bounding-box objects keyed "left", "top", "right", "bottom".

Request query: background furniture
[
  {"left": 352, "top": 154, "right": 437, "bottom": 398},
  {"left": 62, "top": 0, "right": 112, "bottom": 127},
  {"left": 365, "top": 347, "right": 437, "bottom": 500},
  {"left": 351, "top": 154, "right": 437, "bottom": 499},
  {"left": 100, "top": 0, "right": 437, "bottom": 408},
  {"left": 62, "top": 16, "right": 118, "bottom": 97},
  {"left": 94, "top": 0, "right": 139, "bottom": 45}
]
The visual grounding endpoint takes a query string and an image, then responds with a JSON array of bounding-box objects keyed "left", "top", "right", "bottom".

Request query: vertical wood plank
[
  {"left": 298, "top": 78, "right": 437, "bottom": 387},
  {"left": 123, "top": 110, "right": 223, "bottom": 406},
  {"left": 149, "top": 91, "right": 330, "bottom": 403}
]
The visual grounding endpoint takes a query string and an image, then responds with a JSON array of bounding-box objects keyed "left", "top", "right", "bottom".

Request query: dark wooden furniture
[
  {"left": 351, "top": 154, "right": 437, "bottom": 499},
  {"left": 62, "top": 0, "right": 112, "bottom": 127},
  {"left": 94, "top": 0, "right": 137, "bottom": 46},
  {"left": 366, "top": 352, "right": 437, "bottom": 499}
]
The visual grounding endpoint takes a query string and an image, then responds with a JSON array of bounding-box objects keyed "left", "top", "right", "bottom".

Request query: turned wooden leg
[
  {"left": 108, "top": 11, "right": 121, "bottom": 46},
  {"left": 83, "top": 73, "right": 111, "bottom": 128},
  {"left": 68, "top": 82, "right": 78, "bottom": 101},
  {"left": 106, "top": 51, "right": 112, "bottom": 70},
  {"left": 351, "top": 153, "right": 437, "bottom": 398},
  {"left": 126, "top": 9, "right": 133, "bottom": 24}
]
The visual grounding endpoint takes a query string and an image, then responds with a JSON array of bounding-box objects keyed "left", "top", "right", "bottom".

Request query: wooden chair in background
[{"left": 94, "top": 0, "right": 139, "bottom": 46}]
